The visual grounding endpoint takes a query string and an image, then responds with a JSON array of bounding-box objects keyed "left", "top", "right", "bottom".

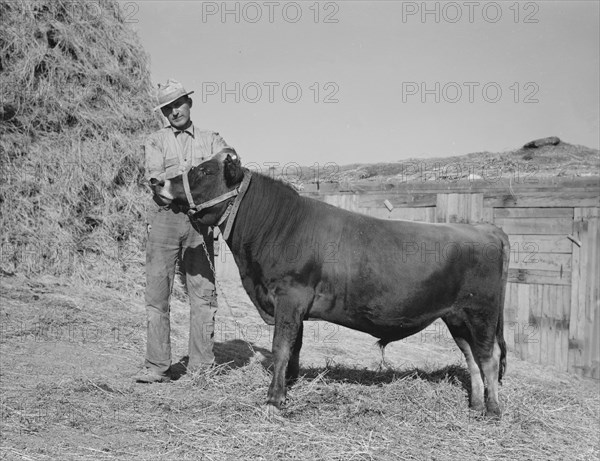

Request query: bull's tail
[{"left": 496, "top": 228, "right": 510, "bottom": 384}]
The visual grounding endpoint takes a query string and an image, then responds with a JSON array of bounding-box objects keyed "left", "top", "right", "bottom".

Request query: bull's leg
[
  {"left": 479, "top": 340, "right": 502, "bottom": 418},
  {"left": 266, "top": 293, "right": 307, "bottom": 415},
  {"left": 464, "top": 320, "right": 503, "bottom": 418},
  {"left": 453, "top": 337, "right": 485, "bottom": 413},
  {"left": 443, "top": 318, "right": 485, "bottom": 413},
  {"left": 286, "top": 322, "right": 303, "bottom": 385}
]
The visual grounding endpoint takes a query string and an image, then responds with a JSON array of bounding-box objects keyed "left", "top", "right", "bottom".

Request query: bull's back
[{"left": 305, "top": 207, "right": 506, "bottom": 337}]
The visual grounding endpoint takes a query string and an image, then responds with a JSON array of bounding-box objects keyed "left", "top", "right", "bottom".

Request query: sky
[{"left": 124, "top": 0, "right": 600, "bottom": 167}]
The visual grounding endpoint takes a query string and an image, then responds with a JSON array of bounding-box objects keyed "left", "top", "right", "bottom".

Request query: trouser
[{"left": 144, "top": 206, "right": 217, "bottom": 374}]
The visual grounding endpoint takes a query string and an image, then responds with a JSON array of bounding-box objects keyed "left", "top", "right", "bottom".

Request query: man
[{"left": 135, "top": 79, "right": 231, "bottom": 383}]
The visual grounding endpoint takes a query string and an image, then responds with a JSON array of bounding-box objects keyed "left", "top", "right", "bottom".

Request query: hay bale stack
[{"left": 0, "top": 0, "right": 160, "bottom": 283}]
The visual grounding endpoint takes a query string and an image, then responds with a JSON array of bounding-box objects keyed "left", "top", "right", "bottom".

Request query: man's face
[{"left": 161, "top": 96, "right": 192, "bottom": 130}]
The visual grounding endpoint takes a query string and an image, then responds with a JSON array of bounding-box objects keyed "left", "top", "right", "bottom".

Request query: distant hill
[
  {"left": 335, "top": 141, "right": 599, "bottom": 183},
  {"left": 270, "top": 140, "right": 599, "bottom": 188}
]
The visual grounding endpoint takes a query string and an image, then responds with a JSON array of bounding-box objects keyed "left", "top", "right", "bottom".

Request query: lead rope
[
  {"left": 200, "top": 236, "right": 238, "bottom": 318},
  {"left": 193, "top": 171, "right": 252, "bottom": 318}
]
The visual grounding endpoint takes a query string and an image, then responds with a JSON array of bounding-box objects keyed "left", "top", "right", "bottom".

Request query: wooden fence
[{"left": 298, "top": 176, "right": 600, "bottom": 378}]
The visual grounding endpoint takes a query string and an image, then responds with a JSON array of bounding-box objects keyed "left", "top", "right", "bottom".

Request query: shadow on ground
[
  {"left": 215, "top": 339, "right": 273, "bottom": 368},
  {"left": 299, "top": 363, "right": 471, "bottom": 392},
  {"left": 173, "top": 338, "right": 470, "bottom": 393},
  {"left": 169, "top": 339, "right": 471, "bottom": 402},
  {"left": 169, "top": 339, "right": 274, "bottom": 379}
]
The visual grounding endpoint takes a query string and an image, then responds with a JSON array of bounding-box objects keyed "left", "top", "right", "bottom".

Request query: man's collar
[{"left": 167, "top": 123, "right": 195, "bottom": 138}]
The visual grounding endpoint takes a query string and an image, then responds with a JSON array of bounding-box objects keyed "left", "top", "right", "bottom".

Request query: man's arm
[
  {"left": 144, "top": 132, "right": 175, "bottom": 208},
  {"left": 144, "top": 132, "right": 165, "bottom": 183},
  {"left": 211, "top": 132, "right": 231, "bottom": 155}
]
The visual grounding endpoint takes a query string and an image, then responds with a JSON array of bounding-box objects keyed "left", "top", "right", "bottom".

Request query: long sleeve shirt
[{"left": 144, "top": 124, "right": 230, "bottom": 182}]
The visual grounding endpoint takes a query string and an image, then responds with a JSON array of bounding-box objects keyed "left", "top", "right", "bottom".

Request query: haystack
[{"left": 0, "top": 0, "right": 160, "bottom": 285}]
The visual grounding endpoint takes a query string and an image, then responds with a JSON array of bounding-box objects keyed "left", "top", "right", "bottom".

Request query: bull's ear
[{"left": 224, "top": 150, "right": 243, "bottom": 186}]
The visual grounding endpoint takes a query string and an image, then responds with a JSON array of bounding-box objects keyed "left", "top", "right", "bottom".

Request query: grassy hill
[
  {"left": 270, "top": 141, "right": 599, "bottom": 189},
  {"left": 335, "top": 141, "right": 599, "bottom": 183}
]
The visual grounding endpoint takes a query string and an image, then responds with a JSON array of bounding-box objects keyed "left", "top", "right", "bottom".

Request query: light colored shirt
[{"left": 144, "top": 124, "right": 230, "bottom": 181}]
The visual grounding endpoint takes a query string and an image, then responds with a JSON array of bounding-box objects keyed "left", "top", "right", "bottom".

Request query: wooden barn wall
[{"left": 301, "top": 177, "right": 600, "bottom": 378}]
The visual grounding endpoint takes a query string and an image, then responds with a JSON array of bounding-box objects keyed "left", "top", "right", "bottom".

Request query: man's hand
[
  {"left": 169, "top": 203, "right": 184, "bottom": 214},
  {"left": 149, "top": 178, "right": 171, "bottom": 208},
  {"left": 148, "top": 178, "right": 186, "bottom": 213},
  {"left": 151, "top": 193, "right": 169, "bottom": 207}
]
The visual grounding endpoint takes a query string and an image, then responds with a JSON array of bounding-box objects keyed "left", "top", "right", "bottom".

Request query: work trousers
[{"left": 144, "top": 207, "right": 217, "bottom": 374}]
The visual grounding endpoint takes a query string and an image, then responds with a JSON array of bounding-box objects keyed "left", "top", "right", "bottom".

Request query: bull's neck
[{"left": 220, "top": 174, "right": 303, "bottom": 264}]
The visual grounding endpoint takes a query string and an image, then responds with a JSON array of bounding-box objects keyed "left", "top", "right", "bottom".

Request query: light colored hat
[{"left": 153, "top": 79, "right": 194, "bottom": 111}]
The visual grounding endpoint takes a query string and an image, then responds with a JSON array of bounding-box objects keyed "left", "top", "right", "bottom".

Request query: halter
[{"left": 185, "top": 169, "right": 252, "bottom": 241}]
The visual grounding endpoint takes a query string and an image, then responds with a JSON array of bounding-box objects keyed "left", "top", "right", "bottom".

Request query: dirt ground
[{"left": 1, "top": 264, "right": 598, "bottom": 460}]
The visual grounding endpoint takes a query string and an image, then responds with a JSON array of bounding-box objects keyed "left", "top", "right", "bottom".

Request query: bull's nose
[{"left": 150, "top": 178, "right": 165, "bottom": 187}]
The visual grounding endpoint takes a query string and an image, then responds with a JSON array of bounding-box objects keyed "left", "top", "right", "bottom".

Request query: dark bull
[{"left": 152, "top": 150, "right": 510, "bottom": 418}]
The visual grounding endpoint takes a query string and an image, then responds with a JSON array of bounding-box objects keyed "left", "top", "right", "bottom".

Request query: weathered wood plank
[
  {"left": 569, "top": 217, "right": 586, "bottom": 375},
  {"left": 470, "top": 194, "right": 484, "bottom": 223},
  {"left": 582, "top": 213, "right": 599, "bottom": 378},
  {"left": 509, "top": 252, "right": 571, "bottom": 272},
  {"left": 528, "top": 284, "right": 542, "bottom": 364},
  {"left": 495, "top": 217, "right": 573, "bottom": 235},
  {"left": 357, "top": 193, "right": 438, "bottom": 208},
  {"left": 447, "top": 194, "right": 460, "bottom": 223},
  {"left": 323, "top": 194, "right": 359, "bottom": 211},
  {"left": 391, "top": 207, "right": 433, "bottom": 222},
  {"left": 424, "top": 207, "right": 436, "bottom": 223},
  {"left": 551, "top": 284, "right": 561, "bottom": 369},
  {"left": 484, "top": 192, "right": 598, "bottom": 208},
  {"left": 507, "top": 234, "right": 572, "bottom": 254},
  {"left": 508, "top": 283, "right": 521, "bottom": 354},
  {"left": 435, "top": 193, "right": 484, "bottom": 223},
  {"left": 483, "top": 206, "right": 494, "bottom": 223},
  {"left": 494, "top": 208, "right": 574, "bottom": 218},
  {"left": 504, "top": 282, "right": 517, "bottom": 353},
  {"left": 436, "top": 194, "right": 448, "bottom": 223},
  {"left": 589, "top": 215, "right": 600, "bottom": 378},
  {"left": 575, "top": 207, "right": 600, "bottom": 219},
  {"left": 310, "top": 188, "right": 598, "bottom": 209},
  {"left": 591, "top": 302, "right": 600, "bottom": 379},
  {"left": 557, "top": 285, "right": 571, "bottom": 372},
  {"left": 360, "top": 207, "right": 436, "bottom": 222},
  {"left": 543, "top": 285, "right": 557, "bottom": 366},
  {"left": 508, "top": 269, "right": 571, "bottom": 285},
  {"left": 516, "top": 283, "right": 530, "bottom": 361},
  {"left": 334, "top": 176, "right": 599, "bottom": 193}
]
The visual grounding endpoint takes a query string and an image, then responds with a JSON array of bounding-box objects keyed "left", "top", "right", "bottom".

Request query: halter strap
[
  {"left": 184, "top": 172, "right": 240, "bottom": 213},
  {"left": 222, "top": 171, "right": 252, "bottom": 240},
  {"left": 186, "top": 170, "right": 252, "bottom": 241},
  {"left": 182, "top": 169, "right": 196, "bottom": 211}
]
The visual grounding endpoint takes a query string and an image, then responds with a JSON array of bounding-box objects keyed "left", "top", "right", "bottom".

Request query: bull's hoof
[
  {"left": 468, "top": 408, "right": 486, "bottom": 421},
  {"left": 485, "top": 403, "right": 502, "bottom": 420},
  {"left": 265, "top": 404, "right": 284, "bottom": 420},
  {"left": 285, "top": 376, "right": 299, "bottom": 386},
  {"left": 470, "top": 401, "right": 485, "bottom": 414}
]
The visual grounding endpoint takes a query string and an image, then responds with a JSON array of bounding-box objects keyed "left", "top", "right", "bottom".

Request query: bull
[{"left": 152, "top": 150, "right": 510, "bottom": 418}]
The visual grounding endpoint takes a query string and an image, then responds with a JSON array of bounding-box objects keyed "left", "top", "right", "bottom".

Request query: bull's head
[{"left": 152, "top": 148, "right": 244, "bottom": 226}]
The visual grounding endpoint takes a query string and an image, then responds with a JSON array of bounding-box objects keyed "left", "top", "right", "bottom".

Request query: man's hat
[{"left": 153, "top": 79, "right": 194, "bottom": 111}]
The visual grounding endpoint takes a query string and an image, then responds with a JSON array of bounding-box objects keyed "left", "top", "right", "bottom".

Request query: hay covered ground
[
  {"left": 1, "top": 271, "right": 599, "bottom": 461},
  {"left": 1, "top": 1, "right": 599, "bottom": 459}
]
